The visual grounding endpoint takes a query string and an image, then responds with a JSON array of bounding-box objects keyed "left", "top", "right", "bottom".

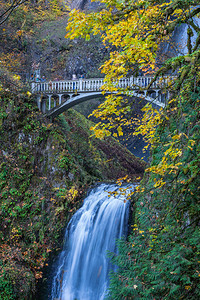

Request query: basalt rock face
[
  {"left": 29, "top": 0, "right": 106, "bottom": 81},
  {"left": 70, "top": 0, "right": 101, "bottom": 10},
  {"left": 31, "top": 18, "right": 107, "bottom": 81},
  {"left": 70, "top": 0, "right": 88, "bottom": 9}
]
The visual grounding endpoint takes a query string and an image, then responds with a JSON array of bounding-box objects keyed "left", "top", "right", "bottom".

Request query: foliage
[
  {"left": 107, "top": 80, "right": 200, "bottom": 300},
  {"left": 0, "top": 86, "right": 144, "bottom": 299},
  {"left": 0, "top": 0, "right": 28, "bottom": 26},
  {"left": 66, "top": 0, "right": 199, "bottom": 140},
  {"left": 0, "top": 91, "right": 81, "bottom": 299},
  {"left": 0, "top": 0, "right": 69, "bottom": 82},
  {"left": 66, "top": 0, "right": 200, "bottom": 299}
]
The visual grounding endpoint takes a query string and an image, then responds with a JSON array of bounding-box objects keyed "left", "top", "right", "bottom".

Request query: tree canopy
[
  {"left": 66, "top": 0, "right": 200, "bottom": 298},
  {"left": 66, "top": 0, "right": 200, "bottom": 143}
]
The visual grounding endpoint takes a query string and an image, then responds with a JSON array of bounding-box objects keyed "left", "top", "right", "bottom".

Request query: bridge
[{"left": 31, "top": 76, "right": 172, "bottom": 118}]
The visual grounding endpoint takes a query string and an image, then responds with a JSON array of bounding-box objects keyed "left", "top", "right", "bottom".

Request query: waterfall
[{"left": 51, "top": 183, "right": 133, "bottom": 300}]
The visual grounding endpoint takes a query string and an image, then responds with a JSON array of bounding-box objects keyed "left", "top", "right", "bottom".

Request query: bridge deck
[{"left": 31, "top": 76, "right": 173, "bottom": 94}]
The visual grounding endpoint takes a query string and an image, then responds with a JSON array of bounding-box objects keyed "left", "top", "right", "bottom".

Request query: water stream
[{"left": 51, "top": 183, "right": 132, "bottom": 300}]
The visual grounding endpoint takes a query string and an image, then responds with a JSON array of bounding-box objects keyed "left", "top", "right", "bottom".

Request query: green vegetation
[
  {"left": 0, "top": 88, "right": 144, "bottom": 299},
  {"left": 1, "top": 0, "right": 199, "bottom": 299},
  {"left": 107, "top": 77, "right": 200, "bottom": 300},
  {"left": 66, "top": 0, "right": 200, "bottom": 299}
]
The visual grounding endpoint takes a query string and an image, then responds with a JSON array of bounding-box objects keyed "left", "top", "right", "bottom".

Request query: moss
[
  {"left": 0, "top": 90, "right": 145, "bottom": 299},
  {"left": 107, "top": 79, "right": 200, "bottom": 299}
]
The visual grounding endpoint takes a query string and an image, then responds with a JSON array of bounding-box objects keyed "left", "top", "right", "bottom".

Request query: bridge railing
[
  {"left": 31, "top": 76, "right": 175, "bottom": 94},
  {"left": 31, "top": 78, "right": 104, "bottom": 93}
]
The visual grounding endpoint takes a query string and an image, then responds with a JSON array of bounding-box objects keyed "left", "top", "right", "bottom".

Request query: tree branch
[{"left": 0, "top": 0, "right": 28, "bottom": 26}]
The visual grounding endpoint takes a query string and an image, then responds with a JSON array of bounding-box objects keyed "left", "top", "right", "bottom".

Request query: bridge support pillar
[
  {"left": 155, "top": 90, "right": 159, "bottom": 99},
  {"left": 130, "top": 76, "right": 133, "bottom": 87},
  {"left": 58, "top": 94, "right": 63, "bottom": 105},
  {"left": 167, "top": 91, "right": 170, "bottom": 100},
  {"left": 41, "top": 99, "right": 46, "bottom": 113},
  {"left": 48, "top": 95, "right": 52, "bottom": 110},
  {"left": 79, "top": 79, "right": 83, "bottom": 91},
  {"left": 158, "top": 93, "right": 162, "bottom": 103},
  {"left": 36, "top": 95, "right": 41, "bottom": 110}
]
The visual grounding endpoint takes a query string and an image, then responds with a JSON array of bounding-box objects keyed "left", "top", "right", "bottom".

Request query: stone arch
[
  {"left": 45, "top": 91, "right": 165, "bottom": 118},
  {"left": 46, "top": 92, "right": 108, "bottom": 118}
]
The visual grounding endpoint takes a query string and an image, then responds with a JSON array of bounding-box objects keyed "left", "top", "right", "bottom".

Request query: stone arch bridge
[{"left": 31, "top": 76, "right": 172, "bottom": 118}]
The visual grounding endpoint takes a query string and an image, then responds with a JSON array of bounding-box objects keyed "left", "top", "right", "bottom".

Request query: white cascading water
[{"left": 51, "top": 183, "right": 133, "bottom": 300}]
